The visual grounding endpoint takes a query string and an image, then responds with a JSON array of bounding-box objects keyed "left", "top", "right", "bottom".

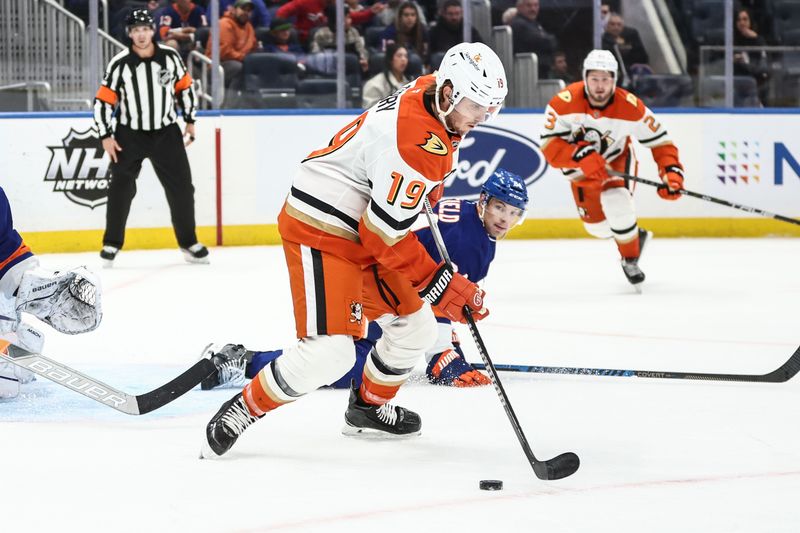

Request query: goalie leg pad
[{"left": 16, "top": 267, "right": 102, "bottom": 334}]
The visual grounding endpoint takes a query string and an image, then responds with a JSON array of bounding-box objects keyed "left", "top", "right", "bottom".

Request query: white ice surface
[{"left": 2, "top": 238, "right": 799, "bottom": 532}]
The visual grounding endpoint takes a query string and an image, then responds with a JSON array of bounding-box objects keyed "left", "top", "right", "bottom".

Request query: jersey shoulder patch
[
  {"left": 418, "top": 132, "right": 448, "bottom": 155},
  {"left": 625, "top": 92, "right": 638, "bottom": 106},
  {"left": 557, "top": 90, "right": 571, "bottom": 103}
]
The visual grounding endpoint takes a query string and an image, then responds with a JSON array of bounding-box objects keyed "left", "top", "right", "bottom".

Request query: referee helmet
[{"left": 126, "top": 9, "right": 155, "bottom": 32}]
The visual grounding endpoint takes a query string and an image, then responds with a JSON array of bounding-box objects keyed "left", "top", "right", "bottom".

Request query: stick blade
[{"left": 533, "top": 452, "right": 580, "bottom": 480}]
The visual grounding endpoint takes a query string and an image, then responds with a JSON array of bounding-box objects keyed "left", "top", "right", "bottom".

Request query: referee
[{"left": 93, "top": 9, "right": 209, "bottom": 267}]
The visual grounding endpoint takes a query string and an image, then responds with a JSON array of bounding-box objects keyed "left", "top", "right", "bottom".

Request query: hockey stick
[
  {"left": 610, "top": 170, "right": 800, "bottom": 226},
  {"left": 473, "top": 344, "right": 800, "bottom": 383},
  {"left": 0, "top": 339, "right": 216, "bottom": 415},
  {"left": 422, "top": 198, "right": 579, "bottom": 481}
]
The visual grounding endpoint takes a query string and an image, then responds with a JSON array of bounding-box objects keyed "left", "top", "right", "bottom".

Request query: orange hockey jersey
[
  {"left": 539, "top": 81, "right": 682, "bottom": 179},
  {"left": 279, "top": 75, "right": 461, "bottom": 286}
]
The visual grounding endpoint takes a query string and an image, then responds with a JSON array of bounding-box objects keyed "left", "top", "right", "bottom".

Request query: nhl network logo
[{"left": 44, "top": 128, "right": 112, "bottom": 209}]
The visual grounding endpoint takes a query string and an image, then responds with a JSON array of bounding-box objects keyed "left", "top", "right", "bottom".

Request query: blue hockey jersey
[
  {"left": 416, "top": 198, "right": 495, "bottom": 285},
  {"left": 0, "top": 186, "right": 33, "bottom": 281}
]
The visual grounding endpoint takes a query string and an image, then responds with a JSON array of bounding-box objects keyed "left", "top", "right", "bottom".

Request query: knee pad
[
  {"left": 274, "top": 335, "right": 356, "bottom": 395},
  {"left": 600, "top": 187, "right": 637, "bottom": 241},
  {"left": 583, "top": 219, "right": 613, "bottom": 239},
  {"left": 375, "top": 304, "right": 437, "bottom": 370}
]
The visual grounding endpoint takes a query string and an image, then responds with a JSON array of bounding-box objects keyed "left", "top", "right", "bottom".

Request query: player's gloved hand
[
  {"left": 416, "top": 263, "right": 488, "bottom": 324},
  {"left": 657, "top": 165, "right": 684, "bottom": 201},
  {"left": 572, "top": 141, "right": 609, "bottom": 184},
  {"left": 16, "top": 266, "right": 102, "bottom": 334},
  {"left": 426, "top": 348, "right": 491, "bottom": 387}
]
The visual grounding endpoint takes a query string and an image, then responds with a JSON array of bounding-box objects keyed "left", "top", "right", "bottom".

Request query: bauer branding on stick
[{"left": 479, "top": 480, "right": 503, "bottom": 491}]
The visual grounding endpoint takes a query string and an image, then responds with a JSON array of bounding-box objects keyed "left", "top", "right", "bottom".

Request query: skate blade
[
  {"left": 101, "top": 259, "right": 114, "bottom": 269},
  {"left": 199, "top": 440, "right": 221, "bottom": 460},
  {"left": 632, "top": 283, "right": 643, "bottom": 294},
  {"left": 341, "top": 423, "right": 421, "bottom": 440}
]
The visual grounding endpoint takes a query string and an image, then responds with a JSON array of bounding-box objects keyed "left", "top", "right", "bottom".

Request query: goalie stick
[
  {"left": 423, "top": 198, "right": 579, "bottom": 481},
  {"left": 0, "top": 339, "right": 216, "bottom": 415},
  {"left": 474, "top": 344, "right": 800, "bottom": 383}
]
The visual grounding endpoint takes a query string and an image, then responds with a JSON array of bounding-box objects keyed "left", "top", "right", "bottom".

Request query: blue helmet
[{"left": 480, "top": 169, "right": 529, "bottom": 211}]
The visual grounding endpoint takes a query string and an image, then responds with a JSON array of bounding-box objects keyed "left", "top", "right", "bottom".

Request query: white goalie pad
[{"left": 16, "top": 266, "right": 103, "bottom": 335}]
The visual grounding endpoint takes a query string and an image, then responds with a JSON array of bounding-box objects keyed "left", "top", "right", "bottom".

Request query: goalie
[{"left": 0, "top": 186, "right": 103, "bottom": 399}]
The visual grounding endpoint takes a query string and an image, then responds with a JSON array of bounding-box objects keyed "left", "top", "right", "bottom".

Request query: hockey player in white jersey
[
  {"left": 540, "top": 49, "right": 686, "bottom": 289},
  {"left": 201, "top": 42, "right": 507, "bottom": 458},
  {"left": 0, "top": 186, "right": 103, "bottom": 399}
]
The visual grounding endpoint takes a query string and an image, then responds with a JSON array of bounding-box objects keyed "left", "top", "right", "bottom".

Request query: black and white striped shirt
[{"left": 93, "top": 44, "right": 197, "bottom": 138}]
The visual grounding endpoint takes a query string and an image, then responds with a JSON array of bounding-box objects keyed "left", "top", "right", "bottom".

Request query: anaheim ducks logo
[{"left": 419, "top": 132, "right": 448, "bottom": 156}]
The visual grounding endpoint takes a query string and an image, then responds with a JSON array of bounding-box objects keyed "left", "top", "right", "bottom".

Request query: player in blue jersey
[
  {"left": 199, "top": 169, "right": 529, "bottom": 391},
  {"left": 0, "top": 186, "right": 103, "bottom": 399}
]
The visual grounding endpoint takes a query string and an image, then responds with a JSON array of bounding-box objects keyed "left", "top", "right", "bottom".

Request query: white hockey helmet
[
  {"left": 434, "top": 42, "right": 507, "bottom": 126},
  {"left": 582, "top": 49, "right": 618, "bottom": 87}
]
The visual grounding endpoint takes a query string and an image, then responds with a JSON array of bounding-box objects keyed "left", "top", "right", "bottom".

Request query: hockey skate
[
  {"left": 99, "top": 245, "right": 118, "bottom": 268},
  {"left": 200, "top": 392, "right": 262, "bottom": 458},
  {"left": 200, "top": 343, "right": 252, "bottom": 390},
  {"left": 621, "top": 228, "right": 652, "bottom": 291},
  {"left": 342, "top": 381, "right": 421, "bottom": 438},
  {"left": 181, "top": 243, "right": 210, "bottom": 264}
]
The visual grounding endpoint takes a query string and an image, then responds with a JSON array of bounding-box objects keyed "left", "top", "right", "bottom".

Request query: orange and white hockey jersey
[
  {"left": 539, "top": 81, "right": 682, "bottom": 179},
  {"left": 279, "top": 74, "right": 461, "bottom": 286}
]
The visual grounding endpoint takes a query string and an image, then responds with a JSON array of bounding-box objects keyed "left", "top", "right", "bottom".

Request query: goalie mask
[{"left": 434, "top": 42, "right": 507, "bottom": 130}]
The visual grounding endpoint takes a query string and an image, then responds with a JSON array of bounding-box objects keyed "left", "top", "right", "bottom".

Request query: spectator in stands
[
  {"left": 428, "top": 0, "right": 483, "bottom": 55},
  {"left": 502, "top": 7, "right": 517, "bottom": 25},
  {"left": 600, "top": 3, "right": 611, "bottom": 30},
  {"left": 550, "top": 50, "right": 576, "bottom": 83},
  {"left": 275, "top": 0, "right": 333, "bottom": 46},
  {"left": 733, "top": 7, "right": 769, "bottom": 106},
  {"left": 376, "top": 1, "right": 428, "bottom": 31},
  {"left": 263, "top": 17, "right": 305, "bottom": 59},
  {"left": 362, "top": 43, "right": 410, "bottom": 108},
  {"left": 510, "top": 0, "right": 558, "bottom": 77},
  {"left": 220, "top": 0, "right": 271, "bottom": 29},
  {"left": 491, "top": 0, "right": 517, "bottom": 26},
  {"left": 206, "top": 0, "right": 258, "bottom": 89},
  {"left": 310, "top": 5, "right": 369, "bottom": 72},
  {"left": 379, "top": 1, "right": 428, "bottom": 62},
  {"left": 346, "top": 0, "right": 388, "bottom": 31},
  {"left": 159, "top": 0, "right": 208, "bottom": 56},
  {"left": 601, "top": 12, "right": 649, "bottom": 76}
]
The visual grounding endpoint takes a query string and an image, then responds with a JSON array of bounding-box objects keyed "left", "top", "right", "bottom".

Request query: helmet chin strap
[{"left": 434, "top": 85, "right": 458, "bottom": 134}]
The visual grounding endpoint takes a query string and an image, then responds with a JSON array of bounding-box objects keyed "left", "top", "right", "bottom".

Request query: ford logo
[{"left": 445, "top": 125, "right": 548, "bottom": 198}]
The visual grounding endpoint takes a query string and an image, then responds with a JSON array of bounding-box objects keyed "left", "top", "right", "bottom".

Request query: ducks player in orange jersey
[
  {"left": 200, "top": 42, "right": 508, "bottom": 458},
  {"left": 539, "top": 49, "right": 685, "bottom": 289}
]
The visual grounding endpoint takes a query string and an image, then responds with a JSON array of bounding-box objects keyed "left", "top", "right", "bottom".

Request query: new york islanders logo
[{"left": 44, "top": 128, "right": 111, "bottom": 209}]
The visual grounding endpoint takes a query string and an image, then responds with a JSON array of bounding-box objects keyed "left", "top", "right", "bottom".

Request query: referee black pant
[{"left": 104, "top": 123, "right": 198, "bottom": 250}]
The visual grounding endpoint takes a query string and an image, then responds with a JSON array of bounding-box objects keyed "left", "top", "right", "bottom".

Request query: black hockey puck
[{"left": 479, "top": 480, "right": 503, "bottom": 491}]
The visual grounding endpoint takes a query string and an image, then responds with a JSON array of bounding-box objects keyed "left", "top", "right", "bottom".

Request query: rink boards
[{"left": 0, "top": 108, "right": 799, "bottom": 252}]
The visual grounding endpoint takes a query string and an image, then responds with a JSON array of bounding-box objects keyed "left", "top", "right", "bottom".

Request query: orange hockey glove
[
  {"left": 657, "top": 165, "right": 684, "bottom": 201},
  {"left": 572, "top": 142, "right": 609, "bottom": 184},
  {"left": 416, "top": 263, "right": 488, "bottom": 324},
  {"left": 426, "top": 348, "right": 492, "bottom": 387}
]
